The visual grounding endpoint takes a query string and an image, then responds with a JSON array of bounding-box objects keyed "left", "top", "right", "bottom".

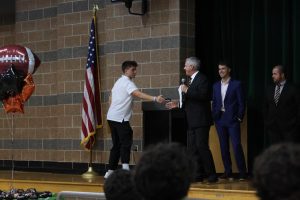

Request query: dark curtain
[{"left": 195, "top": 0, "right": 300, "bottom": 173}]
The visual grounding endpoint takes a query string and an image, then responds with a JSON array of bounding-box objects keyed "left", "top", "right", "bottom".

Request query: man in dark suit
[
  {"left": 264, "top": 65, "right": 300, "bottom": 145},
  {"left": 212, "top": 62, "right": 247, "bottom": 180},
  {"left": 166, "top": 57, "right": 217, "bottom": 183}
]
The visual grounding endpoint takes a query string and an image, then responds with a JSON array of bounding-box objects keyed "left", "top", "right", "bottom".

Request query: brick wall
[{"left": 0, "top": 0, "right": 195, "bottom": 169}]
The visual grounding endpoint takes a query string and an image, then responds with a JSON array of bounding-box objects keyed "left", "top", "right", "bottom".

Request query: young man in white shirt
[{"left": 104, "top": 61, "right": 165, "bottom": 178}]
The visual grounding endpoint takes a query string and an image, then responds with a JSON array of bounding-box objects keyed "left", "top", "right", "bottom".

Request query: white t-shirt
[{"left": 107, "top": 75, "right": 138, "bottom": 122}]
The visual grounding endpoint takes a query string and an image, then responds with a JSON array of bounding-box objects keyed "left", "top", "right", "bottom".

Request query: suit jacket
[
  {"left": 264, "top": 82, "right": 300, "bottom": 134},
  {"left": 184, "top": 72, "right": 213, "bottom": 129},
  {"left": 212, "top": 79, "right": 245, "bottom": 127}
]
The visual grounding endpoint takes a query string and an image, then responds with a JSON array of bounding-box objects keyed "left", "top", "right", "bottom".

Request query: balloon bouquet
[
  {"left": 0, "top": 44, "right": 41, "bottom": 113},
  {"left": 0, "top": 44, "right": 41, "bottom": 191}
]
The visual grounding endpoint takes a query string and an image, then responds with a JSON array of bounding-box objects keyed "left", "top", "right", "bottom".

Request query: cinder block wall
[{"left": 0, "top": 0, "right": 195, "bottom": 169}]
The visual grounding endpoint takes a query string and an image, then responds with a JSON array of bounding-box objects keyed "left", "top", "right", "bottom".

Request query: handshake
[{"left": 153, "top": 95, "right": 178, "bottom": 110}]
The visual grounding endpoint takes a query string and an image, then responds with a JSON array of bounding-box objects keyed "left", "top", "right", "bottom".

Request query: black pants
[
  {"left": 267, "top": 125, "right": 300, "bottom": 145},
  {"left": 187, "top": 126, "right": 216, "bottom": 177},
  {"left": 107, "top": 120, "right": 133, "bottom": 170}
]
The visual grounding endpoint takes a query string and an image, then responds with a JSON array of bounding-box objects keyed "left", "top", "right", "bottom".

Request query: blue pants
[{"left": 215, "top": 122, "right": 246, "bottom": 175}]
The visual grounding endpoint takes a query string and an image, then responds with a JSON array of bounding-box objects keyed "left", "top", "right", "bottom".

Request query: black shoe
[
  {"left": 193, "top": 175, "right": 204, "bottom": 183},
  {"left": 207, "top": 175, "right": 218, "bottom": 183},
  {"left": 196, "top": 177, "right": 204, "bottom": 183},
  {"left": 239, "top": 173, "right": 247, "bottom": 181},
  {"left": 219, "top": 173, "right": 234, "bottom": 181}
]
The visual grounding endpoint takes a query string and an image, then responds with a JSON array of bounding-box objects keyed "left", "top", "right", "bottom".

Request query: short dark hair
[
  {"left": 273, "top": 65, "right": 286, "bottom": 74},
  {"left": 253, "top": 143, "right": 300, "bottom": 200},
  {"left": 134, "top": 143, "right": 196, "bottom": 200},
  {"left": 218, "top": 60, "right": 231, "bottom": 69},
  {"left": 122, "top": 61, "right": 138, "bottom": 73},
  {"left": 104, "top": 169, "right": 141, "bottom": 200}
]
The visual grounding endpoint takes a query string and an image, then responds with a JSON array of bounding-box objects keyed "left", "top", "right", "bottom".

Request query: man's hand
[
  {"left": 180, "top": 84, "right": 188, "bottom": 93},
  {"left": 155, "top": 95, "right": 165, "bottom": 103},
  {"left": 166, "top": 101, "right": 178, "bottom": 109}
]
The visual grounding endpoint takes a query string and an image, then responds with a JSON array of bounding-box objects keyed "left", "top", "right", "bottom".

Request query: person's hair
[
  {"left": 122, "top": 61, "right": 138, "bottom": 73},
  {"left": 253, "top": 143, "right": 300, "bottom": 200},
  {"left": 218, "top": 60, "right": 231, "bottom": 69},
  {"left": 134, "top": 143, "right": 196, "bottom": 200},
  {"left": 104, "top": 169, "right": 141, "bottom": 200},
  {"left": 186, "top": 57, "right": 201, "bottom": 70},
  {"left": 273, "top": 65, "right": 286, "bottom": 75}
]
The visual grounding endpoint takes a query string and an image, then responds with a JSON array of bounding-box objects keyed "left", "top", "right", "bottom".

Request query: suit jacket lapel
[
  {"left": 216, "top": 81, "right": 222, "bottom": 103},
  {"left": 277, "top": 83, "right": 288, "bottom": 105}
]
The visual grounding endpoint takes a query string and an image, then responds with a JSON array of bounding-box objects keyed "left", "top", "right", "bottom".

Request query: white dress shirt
[{"left": 221, "top": 78, "right": 230, "bottom": 111}]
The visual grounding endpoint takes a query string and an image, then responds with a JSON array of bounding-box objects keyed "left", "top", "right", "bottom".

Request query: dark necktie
[
  {"left": 274, "top": 83, "right": 281, "bottom": 105},
  {"left": 188, "top": 78, "right": 192, "bottom": 86}
]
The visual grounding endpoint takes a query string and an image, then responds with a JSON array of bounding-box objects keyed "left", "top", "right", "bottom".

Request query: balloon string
[
  {"left": 3, "top": 104, "right": 15, "bottom": 190},
  {"left": 10, "top": 113, "right": 14, "bottom": 190}
]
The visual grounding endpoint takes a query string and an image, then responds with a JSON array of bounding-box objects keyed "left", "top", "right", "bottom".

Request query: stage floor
[{"left": 0, "top": 170, "right": 258, "bottom": 200}]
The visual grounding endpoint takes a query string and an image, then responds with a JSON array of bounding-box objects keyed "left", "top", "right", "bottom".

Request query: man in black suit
[
  {"left": 264, "top": 65, "right": 300, "bottom": 145},
  {"left": 166, "top": 57, "right": 217, "bottom": 183}
]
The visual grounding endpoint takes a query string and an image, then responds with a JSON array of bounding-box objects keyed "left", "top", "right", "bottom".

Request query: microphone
[
  {"left": 165, "top": 97, "right": 171, "bottom": 103},
  {"left": 181, "top": 78, "right": 186, "bottom": 85}
]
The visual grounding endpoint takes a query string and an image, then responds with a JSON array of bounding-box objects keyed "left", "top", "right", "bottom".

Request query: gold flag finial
[{"left": 93, "top": 4, "right": 99, "bottom": 15}]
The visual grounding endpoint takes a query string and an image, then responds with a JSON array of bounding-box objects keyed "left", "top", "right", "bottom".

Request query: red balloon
[{"left": 0, "top": 44, "right": 41, "bottom": 76}]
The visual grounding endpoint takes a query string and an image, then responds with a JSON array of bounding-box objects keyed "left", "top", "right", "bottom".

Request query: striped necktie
[
  {"left": 274, "top": 83, "right": 281, "bottom": 105},
  {"left": 188, "top": 78, "right": 192, "bottom": 86}
]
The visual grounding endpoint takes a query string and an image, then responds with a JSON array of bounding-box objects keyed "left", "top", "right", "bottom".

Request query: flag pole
[
  {"left": 82, "top": 4, "right": 100, "bottom": 180},
  {"left": 82, "top": 143, "right": 98, "bottom": 179}
]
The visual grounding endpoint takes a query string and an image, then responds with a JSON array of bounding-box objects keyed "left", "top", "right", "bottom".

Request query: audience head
[
  {"left": 134, "top": 143, "right": 196, "bottom": 200},
  {"left": 253, "top": 143, "right": 300, "bottom": 200},
  {"left": 104, "top": 169, "right": 141, "bottom": 200}
]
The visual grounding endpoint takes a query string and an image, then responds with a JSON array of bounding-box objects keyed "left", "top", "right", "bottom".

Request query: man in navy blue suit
[{"left": 212, "top": 61, "right": 247, "bottom": 180}]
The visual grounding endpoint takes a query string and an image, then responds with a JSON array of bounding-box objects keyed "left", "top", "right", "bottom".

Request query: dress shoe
[
  {"left": 195, "top": 177, "right": 204, "bottom": 183},
  {"left": 239, "top": 173, "right": 247, "bottom": 181},
  {"left": 219, "top": 173, "right": 234, "bottom": 181},
  {"left": 193, "top": 175, "right": 204, "bottom": 183},
  {"left": 207, "top": 175, "right": 218, "bottom": 183}
]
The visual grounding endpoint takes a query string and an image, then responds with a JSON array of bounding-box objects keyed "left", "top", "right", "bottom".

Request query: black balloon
[{"left": 0, "top": 64, "right": 25, "bottom": 101}]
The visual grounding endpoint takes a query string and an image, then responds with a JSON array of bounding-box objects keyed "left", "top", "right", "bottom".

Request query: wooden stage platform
[{"left": 0, "top": 170, "right": 258, "bottom": 200}]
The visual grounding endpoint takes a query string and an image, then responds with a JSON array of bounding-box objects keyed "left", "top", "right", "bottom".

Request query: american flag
[{"left": 81, "top": 16, "right": 102, "bottom": 150}]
